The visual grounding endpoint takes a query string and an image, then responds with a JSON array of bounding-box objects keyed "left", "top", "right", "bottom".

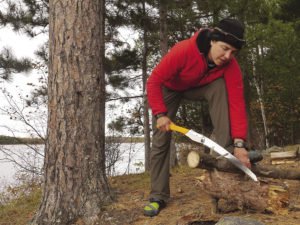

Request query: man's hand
[
  {"left": 156, "top": 116, "right": 172, "bottom": 131},
  {"left": 234, "top": 147, "right": 251, "bottom": 168}
]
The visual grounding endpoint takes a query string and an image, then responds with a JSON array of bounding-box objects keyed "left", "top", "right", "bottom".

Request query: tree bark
[
  {"left": 187, "top": 151, "right": 300, "bottom": 180},
  {"left": 32, "top": 0, "right": 112, "bottom": 224}
]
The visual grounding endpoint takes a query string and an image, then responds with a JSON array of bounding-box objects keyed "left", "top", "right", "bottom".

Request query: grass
[
  {"left": 110, "top": 171, "right": 150, "bottom": 191},
  {"left": 0, "top": 186, "right": 41, "bottom": 225},
  {"left": 0, "top": 167, "right": 187, "bottom": 225},
  {"left": 0, "top": 172, "right": 149, "bottom": 225}
]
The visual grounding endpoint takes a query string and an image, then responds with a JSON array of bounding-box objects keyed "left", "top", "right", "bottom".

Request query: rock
[{"left": 215, "top": 216, "right": 265, "bottom": 225}]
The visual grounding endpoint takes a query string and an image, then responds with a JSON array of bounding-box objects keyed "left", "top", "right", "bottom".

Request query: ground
[
  {"left": 104, "top": 162, "right": 300, "bottom": 225},
  {"left": 1, "top": 151, "right": 300, "bottom": 225}
]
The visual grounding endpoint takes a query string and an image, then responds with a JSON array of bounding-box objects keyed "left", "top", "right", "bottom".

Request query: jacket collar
[{"left": 196, "top": 28, "right": 212, "bottom": 56}]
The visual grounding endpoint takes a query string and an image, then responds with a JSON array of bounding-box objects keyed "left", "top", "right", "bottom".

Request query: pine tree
[{"left": 32, "top": 0, "right": 112, "bottom": 223}]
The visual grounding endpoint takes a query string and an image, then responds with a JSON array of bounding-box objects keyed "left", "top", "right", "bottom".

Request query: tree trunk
[
  {"left": 187, "top": 151, "right": 300, "bottom": 180},
  {"left": 159, "top": 0, "right": 178, "bottom": 168},
  {"left": 159, "top": 0, "right": 168, "bottom": 56},
  {"left": 142, "top": 1, "right": 151, "bottom": 172},
  {"left": 32, "top": 0, "right": 112, "bottom": 224}
]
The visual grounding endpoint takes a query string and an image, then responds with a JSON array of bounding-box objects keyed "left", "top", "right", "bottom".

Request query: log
[
  {"left": 187, "top": 151, "right": 300, "bottom": 180},
  {"left": 253, "top": 163, "right": 300, "bottom": 180}
]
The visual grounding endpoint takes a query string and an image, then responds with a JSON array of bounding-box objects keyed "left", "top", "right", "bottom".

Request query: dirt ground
[{"left": 103, "top": 158, "right": 300, "bottom": 225}]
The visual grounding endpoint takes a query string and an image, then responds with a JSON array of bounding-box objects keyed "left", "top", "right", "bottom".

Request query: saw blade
[{"left": 186, "top": 129, "right": 258, "bottom": 182}]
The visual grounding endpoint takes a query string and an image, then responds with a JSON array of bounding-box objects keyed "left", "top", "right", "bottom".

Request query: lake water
[{"left": 0, "top": 143, "right": 145, "bottom": 192}]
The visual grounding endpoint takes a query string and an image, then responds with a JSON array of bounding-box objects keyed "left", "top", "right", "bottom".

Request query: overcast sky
[
  {"left": 0, "top": 21, "right": 141, "bottom": 137},
  {"left": 0, "top": 26, "right": 47, "bottom": 137}
]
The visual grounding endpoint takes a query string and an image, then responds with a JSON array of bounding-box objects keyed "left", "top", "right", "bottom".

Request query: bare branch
[{"left": 106, "top": 94, "right": 143, "bottom": 102}]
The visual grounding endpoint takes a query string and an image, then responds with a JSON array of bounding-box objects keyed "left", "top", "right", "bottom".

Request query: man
[{"left": 144, "top": 18, "right": 251, "bottom": 217}]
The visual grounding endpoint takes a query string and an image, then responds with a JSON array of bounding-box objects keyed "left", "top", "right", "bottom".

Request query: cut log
[
  {"left": 270, "top": 150, "right": 299, "bottom": 159},
  {"left": 187, "top": 151, "right": 200, "bottom": 168},
  {"left": 187, "top": 151, "right": 300, "bottom": 180}
]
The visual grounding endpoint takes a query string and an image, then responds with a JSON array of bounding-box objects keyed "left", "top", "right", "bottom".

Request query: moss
[{"left": 109, "top": 172, "right": 150, "bottom": 191}]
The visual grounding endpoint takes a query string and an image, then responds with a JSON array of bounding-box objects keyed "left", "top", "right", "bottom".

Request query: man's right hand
[
  {"left": 234, "top": 148, "right": 251, "bottom": 169},
  {"left": 156, "top": 116, "right": 172, "bottom": 131}
]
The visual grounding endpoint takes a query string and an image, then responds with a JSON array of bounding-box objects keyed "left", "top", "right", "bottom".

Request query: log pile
[{"left": 270, "top": 149, "right": 300, "bottom": 165}]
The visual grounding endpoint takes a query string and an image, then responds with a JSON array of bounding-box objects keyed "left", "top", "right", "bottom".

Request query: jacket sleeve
[
  {"left": 223, "top": 59, "right": 248, "bottom": 140},
  {"left": 146, "top": 42, "right": 185, "bottom": 115}
]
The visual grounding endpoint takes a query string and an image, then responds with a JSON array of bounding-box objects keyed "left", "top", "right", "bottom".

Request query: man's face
[{"left": 208, "top": 41, "right": 238, "bottom": 66}]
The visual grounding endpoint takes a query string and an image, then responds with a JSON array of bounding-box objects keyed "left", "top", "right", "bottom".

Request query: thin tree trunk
[
  {"left": 252, "top": 73, "right": 269, "bottom": 147},
  {"left": 32, "top": 1, "right": 112, "bottom": 224},
  {"left": 159, "top": 0, "right": 177, "bottom": 168},
  {"left": 142, "top": 1, "right": 151, "bottom": 172},
  {"left": 251, "top": 47, "right": 270, "bottom": 148}
]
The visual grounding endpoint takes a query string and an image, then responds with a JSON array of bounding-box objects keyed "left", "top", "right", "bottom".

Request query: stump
[
  {"left": 197, "top": 170, "right": 289, "bottom": 214},
  {"left": 187, "top": 151, "right": 290, "bottom": 214}
]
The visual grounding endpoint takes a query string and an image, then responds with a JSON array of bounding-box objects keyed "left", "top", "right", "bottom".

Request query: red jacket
[{"left": 146, "top": 31, "right": 248, "bottom": 140}]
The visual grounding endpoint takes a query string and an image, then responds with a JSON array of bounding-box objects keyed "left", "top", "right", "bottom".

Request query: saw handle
[{"left": 169, "top": 123, "right": 189, "bottom": 134}]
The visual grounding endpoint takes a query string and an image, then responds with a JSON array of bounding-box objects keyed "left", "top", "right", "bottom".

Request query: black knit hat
[{"left": 210, "top": 18, "right": 246, "bottom": 49}]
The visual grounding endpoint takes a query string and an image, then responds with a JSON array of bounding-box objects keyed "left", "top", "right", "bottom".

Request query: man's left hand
[{"left": 234, "top": 148, "right": 251, "bottom": 168}]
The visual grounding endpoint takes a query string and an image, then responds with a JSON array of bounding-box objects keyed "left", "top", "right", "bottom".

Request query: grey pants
[{"left": 150, "top": 78, "right": 231, "bottom": 201}]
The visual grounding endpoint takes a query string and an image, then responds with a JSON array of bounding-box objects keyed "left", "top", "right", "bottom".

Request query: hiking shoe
[{"left": 143, "top": 198, "right": 166, "bottom": 217}]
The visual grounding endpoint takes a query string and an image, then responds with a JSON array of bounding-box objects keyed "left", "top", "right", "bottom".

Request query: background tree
[
  {"left": 105, "top": 0, "right": 159, "bottom": 170},
  {"left": 141, "top": 1, "right": 151, "bottom": 171},
  {"left": 0, "top": 0, "right": 48, "bottom": 80},
  {"left": 32, "top": 0, "right": 112, "bottom": 224},
  {"left": 0, "top": 1, "right": 299, "bottom": 189}
]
